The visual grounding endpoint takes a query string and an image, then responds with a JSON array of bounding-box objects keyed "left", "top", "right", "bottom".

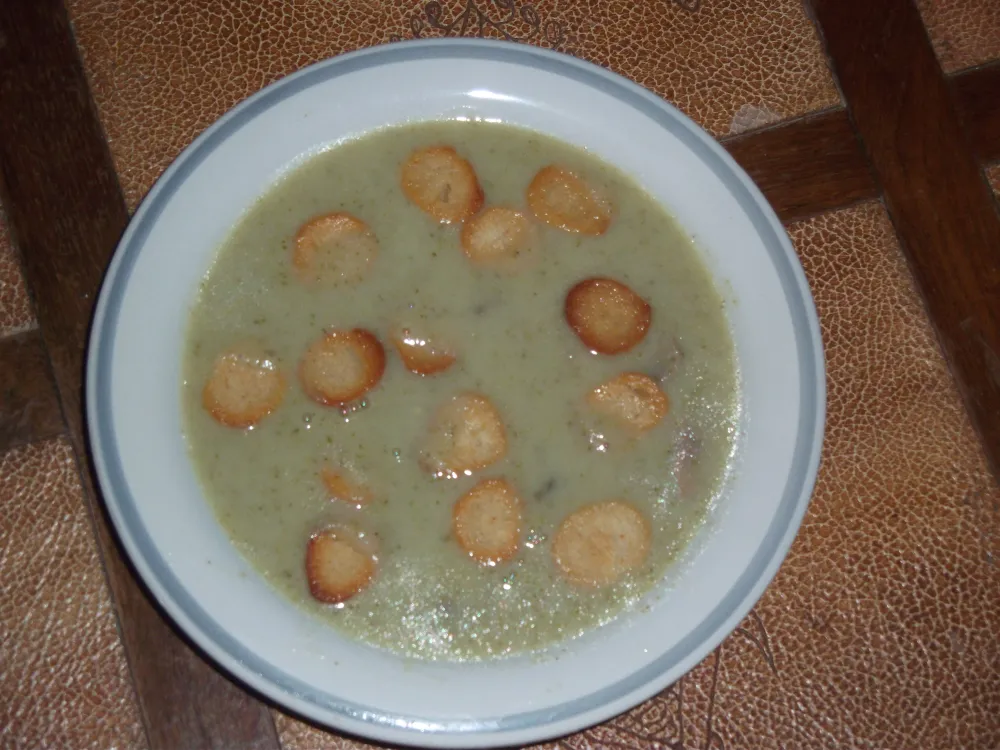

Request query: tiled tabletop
[
  {"left": 919, "top": 0, "right": 1000, "bottom": 71},
  {"left": 67, "top": 0, "right": 842, "bottom": 210},
  {"left": 1, "top": 1, "right": 999, "bottom": 748}
]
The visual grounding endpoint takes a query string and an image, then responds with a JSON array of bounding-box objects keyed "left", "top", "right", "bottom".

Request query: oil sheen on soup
[{"left": 182, "top": 120, "right": 739, "bottom": 661}]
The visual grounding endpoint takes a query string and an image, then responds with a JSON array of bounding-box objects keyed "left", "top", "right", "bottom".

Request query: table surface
[{"left": 1, "top": 1, "right": 999, "bottom": 748}]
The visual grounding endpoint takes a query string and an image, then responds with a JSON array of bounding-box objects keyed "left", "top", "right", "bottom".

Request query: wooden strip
[
  {"left": 952, "top": 61, "right": 1000, "bottom": 164},
  {"left": 0, "top": 2, "right": 281, "bottom": 749},
  {"left": 720, "top": 62, "right": 1000, "bottom": 223},
  {"left": 807, "top": 0, "right": 1000, "bottom": 478},
  {"left": 0, "top": 331, "right": 65, "bottom": 451},
  {"left": 721, "top": 63, "right": 1000, "bottom": 222},
  {"left": 722, "top": 108, "right": 877, "bottom": 222}
]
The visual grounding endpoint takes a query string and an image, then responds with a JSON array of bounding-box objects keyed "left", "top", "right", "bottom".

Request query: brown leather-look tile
[
  {"left": 66, "top": 0, "right": 838, "bottom": 211},
  {"left": 592, "top": 0, "right": 840, "bottom": 136},
  {"left": 273, "top": 201, "right": 1000, "bottom": 750},
  {"left": 0, "top": 207, "right": 35, "bottom": 337},
  {"left": 917, "top": 0, "right": 1000, "bottom": 73},
  {"left": 691, "top": 201, "right": 1000, "bottom": 750},
  {"left": 0, "top": 438, "right": 148, "bottom": 750},
  {"left": 987, "top": 162, "right": 1000, "bottom": 194},
  {"left": 389, "top": 0, "right": 841, "bottom": 137}
]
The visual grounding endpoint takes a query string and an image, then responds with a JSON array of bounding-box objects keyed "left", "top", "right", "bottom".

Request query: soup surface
[{"left": 182, "top": 120, "right": 739, "bottom": 661}]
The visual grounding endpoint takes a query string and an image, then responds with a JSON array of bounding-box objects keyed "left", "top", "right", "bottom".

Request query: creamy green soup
[{"left": 182, "top": 120, "right": 738, "bottom": 661}]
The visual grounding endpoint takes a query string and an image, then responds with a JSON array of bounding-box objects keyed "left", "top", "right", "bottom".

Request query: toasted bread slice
[
  {"left": 459, "top": 206, "right": 537, "bottom": 272},
  {"left": 320, "top": 465, "right": 374, "bottom": 508},
  {"left": 202, "top": 348, "right": 287, "bottom": 428},
  {"left": 401, "top": 145, "right": 484, "bottom": 224},
  {"left": 552, "top": 500, "right": 651, "bottom": 587},
  {"left": 527, "top": 165, "right": 612, "bottom": 235},
  {"left": 306, "top": 525, "right": 377, "bottom": 604},
  {"left": 420, "top": 393, "right": 507, "bottom": 476},
  {"left": 565, "top": 277, "right": 651, "bottom": 354},
  {"left": 452, "top": 478, "right": 523, "bottom": 564},
  {"left": 299, "top": 328, "right": 386, "bottom": 406},
  {"left": 391, "top": 325, "right": 457, "bottom": 376},
  {"left": 587, "top": 372, "right": 669, "bottom": 432},
  {"left": 292, "top": 212, "right": 378, "bottom": 286}
]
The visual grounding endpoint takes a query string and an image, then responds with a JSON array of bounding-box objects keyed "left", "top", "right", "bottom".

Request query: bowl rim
[{"left": 85, "top": 37, "right": 826, "bottom": 747}]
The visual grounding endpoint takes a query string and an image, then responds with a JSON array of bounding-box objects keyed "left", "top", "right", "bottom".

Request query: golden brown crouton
[
  {"left": 552, "top": 500, "right": 651, "bottom": 587},
  {"left": 299, "top": 329, "right": 386, "bottom": 406},
  {"left": 202, "top": 348, "right": 287, "bottom": 428},
  {"left": 565, "top": 277, "right": 651, "bottom": 354},
  {"left": 306, "top": 525, "right": 377, "bottom": 604},
  {"left": 527, "top": 165, "right": 612, "bottom": 235},
  {"left": 453, "top": 478, "right": 523, "bottom": 564},
  {"left": 292, "top": 212, "right": 378, "bottom": 286},
  {"left": 460, "top": 206, "right": 537, "bottom": 272},
  {"left": 587, "top": 372, "right": 669, "bottom": 432},
  {"left": 420, "top": 393, "right": 507, "bottom": 477},
  {"left": 391, "top": 325, "right": 457, "bottom": 376},
  {"left": 321, "top": 466, "right": 374, "bottom": 508},
  {"left": 401, "top": 145, "right": 484, "bottom": 224}
]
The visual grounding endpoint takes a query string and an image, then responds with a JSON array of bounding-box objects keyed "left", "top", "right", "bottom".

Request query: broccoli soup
[{"left": 182, "top": 120, "right": 739, "bottom": 661}]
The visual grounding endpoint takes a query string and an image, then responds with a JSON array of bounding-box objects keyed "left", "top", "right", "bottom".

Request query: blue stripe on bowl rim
[{"left": 86, "top": 38, "right": 825, "bottom": 747}]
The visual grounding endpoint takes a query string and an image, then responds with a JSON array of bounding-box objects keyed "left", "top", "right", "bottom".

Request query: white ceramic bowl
[{"left": 86, "top": 39, "right": 824, "bottom": 748}]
